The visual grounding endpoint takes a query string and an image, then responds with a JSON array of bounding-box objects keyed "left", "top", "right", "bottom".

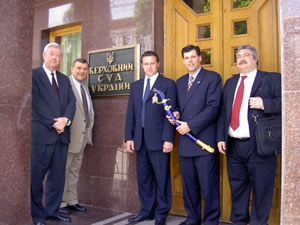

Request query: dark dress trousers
[
  {"left": 176, "top": 68, "right": 222, "bottom": 225},
  {"left": 217, "top": 70, "right": 281, "bottom": 225},
  {"left": 125, "top": 74, "right": 176, "bottom": 220},
  {"left": 31, "top": 67, "right": 75, "bottom": 224}
]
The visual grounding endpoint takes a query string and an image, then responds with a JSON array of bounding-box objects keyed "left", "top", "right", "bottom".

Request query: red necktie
[
  {"left": 51, "top": 72, "right": 60, "bottom": 102},
  {"left": 230, "top": 76, "right": 247, "bottom": 130},
  {"left": 187, "top": 75, "right": 194, "bottom": 91}
]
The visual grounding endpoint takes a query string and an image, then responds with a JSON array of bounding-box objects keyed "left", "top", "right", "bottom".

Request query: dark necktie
[
  {"left": 81, "top": 84, "right": 90, "bottom": 128},
  {"left": 51, "top": 72, "right": 60, "bottom": 102},
  {"left": 187, "top": 75, "right": 194, "bottom": 91},
  {"left": 141, "top": 78, "right": 151, "bottom": 127},
  {"left": 230, "top": 76, "right": 247, "bottom": 130}
]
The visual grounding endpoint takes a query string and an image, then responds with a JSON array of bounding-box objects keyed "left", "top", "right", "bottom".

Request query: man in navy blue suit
[
  {"left": 125, "top": 51, "right": 176, "bottom": 225},
  {"left": 31, "top": 43, "right": 75, "bottom": 225},
  {"left": 217, "top": 45, "right": 281, "bottom": 225},
  {"left": 169, "top": 45, "right": 222, "bottom": 225}
]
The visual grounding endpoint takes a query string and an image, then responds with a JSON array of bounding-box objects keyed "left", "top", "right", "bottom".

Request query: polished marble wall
[
  {"left": 279, "top": 0, "right": 300, "bottom": 224},
  {"left": 0, "top": 1, "right": 34, "bottom": 224},
  {"left": 30, "top": 0, "right": 300, "bottom": 223},
  {"left": 33, "top": 0, "right": 162, "bottom": 214}
]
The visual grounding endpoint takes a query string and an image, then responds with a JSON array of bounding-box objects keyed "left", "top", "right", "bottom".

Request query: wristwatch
[{"left": 66, "top": 118, "right": 71, "bottom": 126}]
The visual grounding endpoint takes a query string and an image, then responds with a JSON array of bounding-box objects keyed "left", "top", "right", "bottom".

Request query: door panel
[{"left": 164, "top": 0, "right": 280, "bottom": 223}]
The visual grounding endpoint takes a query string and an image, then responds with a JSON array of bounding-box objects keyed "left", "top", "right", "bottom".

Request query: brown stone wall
[{"left": 0, "top": 0, "right": 34, "bottom": 224}]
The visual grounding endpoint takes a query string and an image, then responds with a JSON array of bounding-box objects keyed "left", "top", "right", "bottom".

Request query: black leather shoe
[
  {"left": 155, "top": 218, "right": 166, "bottom": 225},
  {"left": 35, "top": 222, "right": 46, "bottom": 225},
  {"left": 179, "top": 220, "right": 199, "bottom": 225},
  {"left": 67, "top": 204, "right": 87, "bottom": 212},
  {"left": 47, "top": 214, "right": 72, "bottom": 223},
  {"left": 128, "top": 214, "right": 154, "bottom": 224},
  {"left": 59, "top": 207, "right": 71, "bottom": 215}
]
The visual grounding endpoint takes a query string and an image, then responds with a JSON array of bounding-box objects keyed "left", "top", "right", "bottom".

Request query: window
[
  {"left": 197, "top": 24, "right": 211, "bottom": 39},
  {"left": 233, "top": 20, "right": 248, "bottom": 35},
  {"left": 232, "top": 0, "right": 253, "bottom": 9},
  {"left": 201, "top": 49, "right": 212, "bottom": 65},
  {"left": 183, "top": 0, "right": 210, "bottom": 14},
  {"left": 49, "top": 25, "right": 82, "bottom": 75}
]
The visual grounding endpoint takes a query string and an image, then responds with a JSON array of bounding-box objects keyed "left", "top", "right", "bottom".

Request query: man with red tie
[{"left": 217, "top": 45, "right": 281, "bottom": 225}]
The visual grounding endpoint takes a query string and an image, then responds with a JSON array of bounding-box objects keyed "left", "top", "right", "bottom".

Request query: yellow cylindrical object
[{"left": 195, "top": 140, "right": 214, "bottom": 153}]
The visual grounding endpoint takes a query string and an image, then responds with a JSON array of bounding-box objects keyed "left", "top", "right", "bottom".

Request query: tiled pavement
[{"left": 44, "top": 205, "right": 231, "bottom": 225}]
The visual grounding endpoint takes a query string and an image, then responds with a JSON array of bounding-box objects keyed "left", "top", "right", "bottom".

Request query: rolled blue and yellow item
[{"left": 152, "top": 88, "right": 214, "bottom": 153}]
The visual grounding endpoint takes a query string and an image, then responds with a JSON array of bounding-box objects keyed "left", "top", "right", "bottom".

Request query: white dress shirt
[
  {"left": 188, "top": 67, "right": 201, "bottom": 82},
  {"left": 143, "top": 72, "right": 159, "bottom": 98},
  {"left": 71, "top": 75, "right": 91, "bottom": 113},
  {"left": 229, "top": 69, "right": 257, "bottom": 138},
  {"left": 43, "top": 64, "right": 59, "bottom": 86}
]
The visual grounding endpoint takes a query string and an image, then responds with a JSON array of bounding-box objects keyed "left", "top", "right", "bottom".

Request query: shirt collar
[
  {"left": 145, "top": 72, "right": 159, "bottom": 81},
  {"left": 71, "top": 74, "right": 82, "bottom": 85},
  {"left": 240, "top": 69, "right": 257, "bottom": 77},
  {"left": 43, "top": 64, "right": 56, "bottom": 76},
  {"left": 189, "top": 67, "right": 202, "bottom": 80}
]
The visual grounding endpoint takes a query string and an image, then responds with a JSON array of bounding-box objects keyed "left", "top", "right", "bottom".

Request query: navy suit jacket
[
  {"left": 31, "top": 67, "right": 76, "bottom": 145},
  {"left": 217, "top": 70, "right": 281, "bottom": 147},
  {"left": 125, "top": 74, "right": 176, "bottom": 151},
  {"left": 176, "top": 68, "right": 222, "bottom": 157}
]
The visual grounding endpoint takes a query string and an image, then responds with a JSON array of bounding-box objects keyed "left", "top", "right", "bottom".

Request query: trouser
[
  {"left": 61, "top": 137, "right": 87, "bottom": 207},
  {"left": 179, "top": 154, "right": 220, "bottom": 225},
  {"left": 136, "top": 135, "right": 171, "bottom": 219},
  {"left": 31, "top": 142, "right": 68, "bottom": 224},
  {"left": 227, "top": 137, "right": 277, "bottom": 225}
]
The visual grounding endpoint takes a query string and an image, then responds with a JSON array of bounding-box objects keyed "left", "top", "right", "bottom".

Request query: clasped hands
[
  {"left": 52, "top": 117, "right": 68, "bottom": 134},
  {"left": 166, "top": 111, "right": 191, "bottom": 135}
]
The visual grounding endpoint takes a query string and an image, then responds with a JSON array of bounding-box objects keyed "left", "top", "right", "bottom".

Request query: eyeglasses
[{"left": 236, "top": 53, "right": 252, "bottom": 58}]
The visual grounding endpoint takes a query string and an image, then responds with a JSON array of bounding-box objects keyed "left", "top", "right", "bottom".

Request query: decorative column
[
  {"left": 279, "top": 0, "right": 300, "bottom": 224},
  {"left": 0, "top": 1, "right": 34, "bottom": 224}
]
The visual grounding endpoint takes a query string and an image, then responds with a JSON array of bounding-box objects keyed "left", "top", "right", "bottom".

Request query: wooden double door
[{"left": 164, "top": 0, "right": 280, "bottom": 224}]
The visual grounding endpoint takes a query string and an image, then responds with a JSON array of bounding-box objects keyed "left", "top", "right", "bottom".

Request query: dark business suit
[
  {"left": 217, "top": 70, "right": 281, "bottom": 225},
  {"left": 176, "top": 68, "right": 222, "bottom": 225},
  {"left": 125, "top": 74, "right": 176, "bottom": 219},
  {"left": 31, "top": 67, "right": 75, "bottom": 224}
]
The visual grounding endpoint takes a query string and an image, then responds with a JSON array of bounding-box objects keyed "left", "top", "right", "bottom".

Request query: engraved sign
[{"left": 88, "top": 44, "right": 140, "bottom": 96}]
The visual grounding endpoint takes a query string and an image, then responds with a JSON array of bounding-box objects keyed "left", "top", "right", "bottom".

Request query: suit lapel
[
  {"left": 39, "top": 68, "right": 60, "bottom": 104},
  {"left": 137, "top": 78, "right": 144, "bottom": 112},
  {"left": 69, "top": 76, "right": 85, "bottom": 114},
  {"left": 145, "top": 74, "right": 162, "bottom": 103},
  {"left": 250, "top": 70, "right": 264, "bottom": 97},
  {"left": 181, "top": 69, "right": 205, "bottom": 110},
  {"left": 228, "top": 75, "right": 240, "bottom": 106},
  {"left": 56, "top": 72, "right": 65, "bottom": 104}
]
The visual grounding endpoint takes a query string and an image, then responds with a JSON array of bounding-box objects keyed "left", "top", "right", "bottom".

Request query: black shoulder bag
[
  {"left": 252, "top": 74, "right": 282, "bottom": 157},
  {"left": 253, "top": 114, "right": 282, "bottom": 156}
]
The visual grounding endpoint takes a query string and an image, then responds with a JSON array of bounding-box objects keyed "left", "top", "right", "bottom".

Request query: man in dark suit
[
  {"left": 31, "top": 42, "right": 75, "bottom": 225},
  {"left": 125, "top": 51, "right": 176, "bottom": 225},
  {"left": 170, "top": 45, "right": 222, "bottom": 225},
  {"left": 217, "top": 44, "right": 281, "bottom": 225}
]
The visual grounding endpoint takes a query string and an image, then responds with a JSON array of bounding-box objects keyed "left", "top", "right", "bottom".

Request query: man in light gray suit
[{"left": 60, "top": 58, "right": 94, "bottom": 213}]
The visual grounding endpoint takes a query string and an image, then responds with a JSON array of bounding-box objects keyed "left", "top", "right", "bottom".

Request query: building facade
[{"left": 0, "top": 0, "right": 300, "bottom": 224}]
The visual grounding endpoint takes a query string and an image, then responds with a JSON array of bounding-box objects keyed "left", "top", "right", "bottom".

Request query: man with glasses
[{"left": 217, "top": 45, "right": 281, "bottom": 225}]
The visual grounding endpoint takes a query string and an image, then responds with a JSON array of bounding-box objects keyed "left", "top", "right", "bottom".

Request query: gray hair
[
  {"left": 236, "top": 45, "right": 258, "bottom": 60},
  {"left": 43, "top": 42, "right": 61, "bottom": 53}
]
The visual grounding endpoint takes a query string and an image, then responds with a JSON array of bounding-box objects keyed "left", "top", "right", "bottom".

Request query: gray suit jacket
[{"left": 68, "top": 75, "right": 95, "bottom": 154}]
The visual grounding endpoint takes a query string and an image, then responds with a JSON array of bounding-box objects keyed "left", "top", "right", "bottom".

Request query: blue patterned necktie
[{"left": 141, "top": 78, "right": 151, "bottom": 127}]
